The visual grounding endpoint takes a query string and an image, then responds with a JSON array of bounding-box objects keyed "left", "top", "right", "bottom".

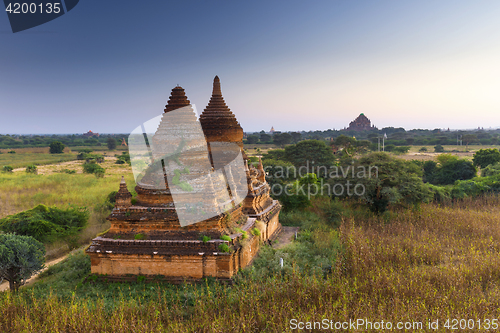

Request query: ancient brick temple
[
  {"left": 86, "top": 76, "right": 281, "bottom": 282},
  {"left": 346, "top": 113, "right": 376, "bottom": 131}
]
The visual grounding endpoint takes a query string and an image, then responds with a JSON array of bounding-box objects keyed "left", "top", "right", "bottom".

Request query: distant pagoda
[{"left": 346, "top": 113, "right": 376, "bottom": 131}]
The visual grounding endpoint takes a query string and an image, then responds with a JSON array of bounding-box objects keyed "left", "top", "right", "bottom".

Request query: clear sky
[{"left": 1, "top": 0, "right": 500, "bottom": 134}]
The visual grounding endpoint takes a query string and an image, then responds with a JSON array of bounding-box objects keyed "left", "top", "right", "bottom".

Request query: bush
[
  {"left": 234, "top": 228, "right": 248, "bottom": 239},
  {"left": 432, "top": 155, "right": 476, "bottom": 185},
  {"left": 26, "top": 164, "right": 38, "bottom": 174},
  {"left": 251, "top": 227, "right": 261, "bottom": 236},
  {"left": 115, "top": 152, "right": 130, "bottom": 165},
  {"left": 419, "top": 147, "right": 428, "bottom": 153},
  {"left": 2, "top": 165, "right": 13, "bottom": 173},
  {"left": 473, "top": 148, "right": 500, "bottom": 168},
  {"left": 8, "top": 150, "right": 15, "bottom": 154},
  {"left": 220, "top": 235, "right": 231, "bottom": 241},
  {"left": 218, "top": 243, "right": 230, "bottom": 253},
  {"left": 60, "top": 168, "right": 76, "bottom": 174},
  {"left": 0, "top": 204, "right": 89, "bottom": 243},
  {"left": 434, "top": 144, "right": 444, "bottom": 153},
  {"left": 202, "top": 235, "right": 211, "bottom": 243},
  {"left": 393, "top": 146, "right": 410, "bottom": 154},
  {"left": 49, "top": 141, "right": 65, "bottom": 154},
  {"left": 134, "top": 233, "right": 146, "bottom": 240},
  {"left": 83, "top": 161, "right": 105, "bottom": 177},
  {"left": 482, "top": 162, "right": 500, "bottom": 177},
  {"left": 384, "top": 144, "right": 395, "bottom": 152}
]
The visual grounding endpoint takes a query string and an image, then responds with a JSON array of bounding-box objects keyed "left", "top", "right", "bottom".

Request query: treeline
[
  {"left": 260, "top": 139, "right": 500, "bottom": 213},
  {"left": 246, "top": 128, "right": 500, "bottom": 147},
  {"left": 0, "top": 134, "right": 128, "bottom": 149}
]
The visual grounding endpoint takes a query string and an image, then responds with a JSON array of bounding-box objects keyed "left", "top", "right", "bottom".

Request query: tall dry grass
[{"left": 2, "top": 197, "right": 500, "bottom": 332}]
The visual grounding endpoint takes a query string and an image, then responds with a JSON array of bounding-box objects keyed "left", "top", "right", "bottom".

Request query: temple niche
[
  {"left": 86, "top": 76, "right": 282, "bottom": 282},
  {"left": 346, "top": 113, "right": 376, "bottom": 131}
]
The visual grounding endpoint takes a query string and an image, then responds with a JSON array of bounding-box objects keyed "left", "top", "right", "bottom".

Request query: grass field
[
  {"left": 0, "top": 152, "right": 77, "bottom": 169},
  {"left": 2, "top": 196, "right": 500, "bottom": 332},
  {"left": 0, "top": 163, "right": 136, "bottom": 258}
]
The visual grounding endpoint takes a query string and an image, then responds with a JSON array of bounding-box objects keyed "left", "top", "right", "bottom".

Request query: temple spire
[
  {"left": 212, "top": 75, "right": 222, "bottom": 96},
  {"left": 115, "top": 176, "right": 132, "bottom": 209},
  {"left": 164, "top": 86, "right": 191, "bottom": 113},
  {"left": 257, "top": 157, "right": 265, "bottom": 183},
  {"left": 199, "top": 76, "right": 244, "bottom": 150}
]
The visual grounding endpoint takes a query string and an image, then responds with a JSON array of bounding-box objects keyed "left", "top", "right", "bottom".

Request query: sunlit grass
[
  {"left": 0, "top": 171, "right": 136, "bottom": 257},
  {"left": 0, "top": 153, "right": 77, "bottom": 169}
]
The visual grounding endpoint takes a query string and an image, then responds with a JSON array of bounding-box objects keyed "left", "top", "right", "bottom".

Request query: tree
[
  {"left": 284, "top": 140, "right": 335, "bottom": 177},
  {"left": 0, "top": 233, "right": 45, "bottom": 292},
  {"left": 107, "top": 137, "right": 117, "bottom": 150},
  {"left": 472, "top": 148, "right": 500, "bottom": 169},
  {"left": 462, "top": 134, "right": 478, "bottom": 150},
  {"left": 2, "top": 165, "right": 13, "bottom": 173},
  {"left": 429, "top": 154, "right": 477, "bottom": 185},
  {"left": 49, "top": 141, "right": 65, "bottom": 154},
  {"left": 259, "top": 133, "right": 272, "bottom": 143},
  {"left": 262, "top": 149, "right": 286, "bottom": 161},
  {"left": 327, "top": 153, "right": 433, "bottom": 213},
  {"left": 246, "top": 135, "right": 259, "bottom": 144},
  {"left": 290, "top": 132, "right": 302, "bottom": 143},
  {"left": 273, "top": 133, "right": 292, "bottom": 147},
  {"left": 434, "top": 144, "right": 444, "bottom": 153}
]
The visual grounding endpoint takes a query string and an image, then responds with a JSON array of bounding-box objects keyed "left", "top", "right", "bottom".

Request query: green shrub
[
  {"left": 221, "top": 235, "right": 231, "bottom": 241},
  {"left": 115, "top": 152, "right": 130, "bottom": 165},
  {"left": 384, "top": 144, "right": 395, "bottom": 152},
  {"left": 26, "top": 164, "right": 38, "bottom": 174},
  {"left": 218, "top": 243, "right": 230, "bottom": 253},
  {"left": 419, "top": 147, "right": 428, "bottom": 153},
  {"left": 202, "top": 235, "right": 211, "bottom": 243},
  {"left": 83, "top": 161, "right": 105, "bottom": 177},
  {"left": 60, "top": 168, "right": 76, "bottom": 174},
  {"left": 251, "top": 227, "right": 261, "bottom": 236},
  {"left": 393, "top": 146, "right": 410, "bottom": 154},
  {"left": 482, "top": 162, "right": 500, "bottom": 177},
  {"left": 2, "top": 165, "right": 13, "bottom": 173},
  {"left": 434, "top": 144, "right": 444, "bottom": 153},
  {"left": 473, "top": 148, "right": 500, "bottom": 168},
  {"left": 8, "top": 150, "right": 16, "bottom": 154},
  {"left": 0, "top": 204, "right": 89, "bottom": 243},
  {"left": 234, "top": 228, "right": 248, "bottom": 239},
  {"left": 134, "top": 233, "right": 145, "bottom": 240}
]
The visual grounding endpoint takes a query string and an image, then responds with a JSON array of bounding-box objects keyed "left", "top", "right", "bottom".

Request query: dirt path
[
  {"left": 274, "top": 226, "right": 300, "bottom": 249},
  {"left": 0, "top": 254, "right": 68, "bottom": 292}
]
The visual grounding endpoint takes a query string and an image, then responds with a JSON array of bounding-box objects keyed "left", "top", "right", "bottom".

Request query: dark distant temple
[{"left": 346, "top": 113, "right": 376, "bottom": 131}]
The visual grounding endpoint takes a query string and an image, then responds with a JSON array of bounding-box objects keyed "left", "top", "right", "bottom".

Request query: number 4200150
[{"left": 5, "top": 3, "right": 61, "bottom": 14}]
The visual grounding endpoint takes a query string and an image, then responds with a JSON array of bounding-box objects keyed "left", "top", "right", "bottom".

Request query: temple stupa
[{"left": 86, "top": 77, "right": 281, "bottom": 282}]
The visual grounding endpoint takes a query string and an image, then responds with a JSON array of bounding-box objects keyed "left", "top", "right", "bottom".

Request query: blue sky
[{"left": 1, "top": 1, "right": 500, "bottom": 134}]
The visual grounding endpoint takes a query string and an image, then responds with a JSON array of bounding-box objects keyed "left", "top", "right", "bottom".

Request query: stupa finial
[{"left": 212, "top": 75, "right": 221, "bottom": 96}]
